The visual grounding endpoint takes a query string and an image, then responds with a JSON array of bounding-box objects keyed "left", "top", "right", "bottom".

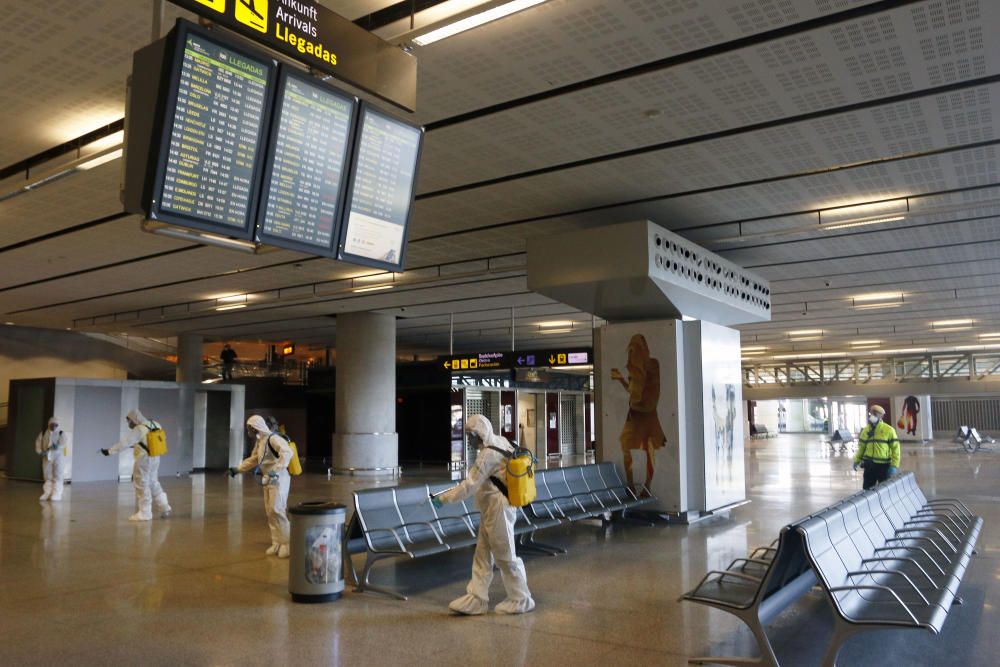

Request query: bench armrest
[
  {"left": 893, "top": 528, "right": 957, "bottom": 553},
  {"left": 903, "top": 518, "right": 960, "bottom": 542},
  {"left": 828, "top": 585, "right": 919, "bottom": 625},
  {"left": 873, "top": 546, "right": 945, "bottom": 574},
  {"left": 727, "top": 557, "right": 773, "bottom": 573},
  {"left": 861, "top": 557, "right": 938, "bottom": 588},
  {"left": 432, "top": 516, "right": 475, "bottom": 536},
  {"left": 846, "top": 569, "right": 929, "bottom": 605},
  {"left": 748, "top": 546, "right": 777, "bottom": 560},
  {"left": 924, "top": 498, "right": 974, "bottom": 518},
  {"left": 362, "top": 527, "right": 408, "bottom": 553},
  {"left": 884, "top": 536, "right": 951, "bottom": 561},
  {"left": 396, "top": 521, "right": 445, "bottom": 544}
]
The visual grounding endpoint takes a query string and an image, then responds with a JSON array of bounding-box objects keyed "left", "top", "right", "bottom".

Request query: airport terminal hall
[{"left": 6, "top": 0, "right": 1000, "bottom": 665}]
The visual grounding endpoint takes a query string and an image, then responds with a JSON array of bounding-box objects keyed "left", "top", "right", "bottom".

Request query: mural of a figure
[
  {"left": 898, "top": 396, "right": 920, "bottom": 436},
  {"left": 610, "top": 334, "right": 666, "bottom": 492}
]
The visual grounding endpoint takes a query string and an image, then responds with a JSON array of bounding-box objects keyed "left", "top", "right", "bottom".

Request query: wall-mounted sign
[
  {"left": 281, "top": 343, "right": 295, "bottom": 356},
  {"left": 441, "top": 349, "right": 593, "bottom": 372},
  {"left": 169, "top": 0, "right": 417, "bottom": 111}
]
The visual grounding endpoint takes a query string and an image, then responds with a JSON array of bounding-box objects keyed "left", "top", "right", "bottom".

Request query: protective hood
[
  {"left": 48, "top": 416, "right": 60, "bottom": 428},
  {"left": 126, "top": 409, "right": 146, "bottom": 426},
  {"left": 247, "top": 415, "right": 270, "bottom": 435},
  {"left": 465, "top": 414, "right": 499, "bottom": 447}
]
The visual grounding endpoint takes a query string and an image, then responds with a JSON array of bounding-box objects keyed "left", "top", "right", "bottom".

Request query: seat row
[
  {"left": 800, "top": 472, "right": 981, "bottom": 665},
  {"left": 345, "top": 462, "right": 656, "bottom": 600},
  {"left": 682, "top": 472, "right": 980, "bottom": 666}
]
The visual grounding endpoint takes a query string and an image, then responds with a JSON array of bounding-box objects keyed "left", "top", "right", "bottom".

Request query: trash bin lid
[{"left": 290, "top": 501, "right": 347, "bottom": 515}]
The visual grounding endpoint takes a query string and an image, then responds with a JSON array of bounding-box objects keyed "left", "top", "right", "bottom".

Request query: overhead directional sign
[
  {"left": 441, "top": 349, "right": 592, "bottom": 373},
  {"left": 169, "top": 0, "right": 417, "bottom": 111}
]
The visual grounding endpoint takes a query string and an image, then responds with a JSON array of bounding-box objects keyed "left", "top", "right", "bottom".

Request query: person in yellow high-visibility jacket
[{"left": 853, "top": 405, "right": 900, "bottom": 489}]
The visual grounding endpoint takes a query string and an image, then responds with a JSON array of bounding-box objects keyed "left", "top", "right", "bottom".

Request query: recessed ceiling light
[
  {"left": 412, "top": 0, "right": 549, "bottom": 46},
  {"left": 352, "top": 284, "right": 394, "bottom": 293},
  {"left": 215, "top": 304, "right": 247, "bottom": 312},
  {"left": 538, "top": 320, "right": 574, "bottom": 328},
  {"left": 850, "top": 340, "right": 882, "bottom": 346},
  {"left": 852, "top": 291, "right": 904, "bottom": 302},
  {"left": 788, "top": 329, "right": 823, "bottom": 336},
  {"left": 931, "top": 318, "right": 974, "bottom": 327},
  {"left": 742, "top": 346, "right": 768, "bottom": 352}
]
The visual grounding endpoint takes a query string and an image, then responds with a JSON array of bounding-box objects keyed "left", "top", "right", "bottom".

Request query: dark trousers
[
  {"left": 222, "top": 363, "right": 233, "bottom": 381},
  {"left": 862, "top": 461, "right": 890, "bottom": 490}
]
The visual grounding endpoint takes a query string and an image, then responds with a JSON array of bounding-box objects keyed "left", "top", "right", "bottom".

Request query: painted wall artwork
[
  {"left": 696, "top": 321, "right": 746, "bottom": 511},
  {"left": 892, "top": 395, "right": 932, "bottom": 441},
  {"left": 598, "top": 320, "right": 682, "bottom": 512}
]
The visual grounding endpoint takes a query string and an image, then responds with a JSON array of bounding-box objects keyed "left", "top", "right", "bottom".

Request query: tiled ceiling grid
[{"left": 2, "top": 0, "right": 1000, "bottom": 358}]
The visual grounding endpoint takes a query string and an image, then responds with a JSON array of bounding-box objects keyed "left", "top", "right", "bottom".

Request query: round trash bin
[{"left": 288, "top": 501, "right": 346, "bottom": 603}]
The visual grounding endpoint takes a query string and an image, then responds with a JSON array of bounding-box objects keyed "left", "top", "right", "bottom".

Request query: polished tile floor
[{"left": 1, "top": 435, "right": 998, "bottom": 666}]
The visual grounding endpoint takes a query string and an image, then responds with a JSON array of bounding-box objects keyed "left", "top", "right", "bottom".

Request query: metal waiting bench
[
  {"left": 681, "top": 473, "right": 980, "bottom": 666},
  {"left": 345, "top": 462, "right": 657, "bottom": 600},
  {"left": 799, "top": 472, "right": 981, "bottom": 666}
]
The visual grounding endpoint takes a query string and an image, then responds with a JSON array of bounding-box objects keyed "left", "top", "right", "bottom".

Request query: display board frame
[
  {"left": 146, "top": 20, "right": 278, "bottom": 240},
  {"left": 336, "top": 103, "right": 424, "bottom": 272},
  {"left": 254, "top": 65, "right": 359, "bottom": 257}
]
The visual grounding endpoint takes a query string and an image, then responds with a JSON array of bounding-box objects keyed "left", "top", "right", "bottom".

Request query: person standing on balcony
[{"left": 220, "top": 343, "right": 238, "bottom": 381}]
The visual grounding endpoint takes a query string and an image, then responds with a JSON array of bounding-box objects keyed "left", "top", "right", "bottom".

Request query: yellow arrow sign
[
  {"left": 443, "top": 361, "right": 451, "bottom": 369},
  {"left": 549, "top": 355, "right": 556, "bottom": 364}
]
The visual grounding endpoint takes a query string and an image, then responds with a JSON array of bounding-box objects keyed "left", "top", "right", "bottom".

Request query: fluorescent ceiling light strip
[
  {"left": 932, "top": 319, "right": 974, "bottom": 326},
  {"left": 853, "top": 302, "right": 902, "bottom": 310},
  {"left": 852, "top": 291, "right": 904, "bottom": 302},
  {"left": 352, "top": 284, "right": 394, "bottom": 293},
  {"left": 413, "top": 0, "right": 547, "bottom": 45},
  {"left": 77, "top": 148, "right": 123, "bottom": 170},
  {"left": 822, "top": 215, "right": 905, "bottom": 231},
  {"left": 215, "top": 304, "right": 247, "bottom": 312}
]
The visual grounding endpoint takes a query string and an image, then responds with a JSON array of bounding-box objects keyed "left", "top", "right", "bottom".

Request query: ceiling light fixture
[
  {"left": 215, "top": 294, "right": 248, "bottom": 303},
  {"left": 215, "top": 304, "right": 247, "bottom": 312},
  {"left": 537, "top": 320, "right": 574, "bottom": 328},
  {"left": 852, "top": 291, "right": 904, "bottom": 302},
  {"left": 822, "top": 215, "right": 906, "bottom": 231},
  {"left": 77, "top": 148, "right": 124, "bottom": 170},
  {"left": 412, "top": 0, "right": 548, "bottom": 45},
  {"left": 788, "top": 329, "right": 823, "bottom": 336},
  {"left": 979, "top": 333, "right": 1000, "bottom": 339},
  {"left": 742, "top": 346, "right": 768, "bottom": 352},
  {"left": 538, "top": 327, "right": 574, "bottom": 335},
  {"left": 850, "top": 340, "right": 882, "bottom": 346},
  {"left": 932, "top": 319, "right": 974, "bottom": 327},
  {"left": 352, "top": 284, "right": 394, "bottom": 293},
  {"left": 0, "top": 143, "right": 124, "bottom": 203},
  {"left": 853, "top": 302, "right": 903, "bottom": 310}
]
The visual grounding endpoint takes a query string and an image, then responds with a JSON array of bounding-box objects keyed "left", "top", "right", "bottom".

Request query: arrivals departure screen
[
  {"left": 157, "top": 32, "right": 272, "bottom": 232},
  {"left": 257, "top": 72, "right": 356, "bottom": 253},
  {"left": 339, "top": 107, "right": 423, "bottom": 269}
]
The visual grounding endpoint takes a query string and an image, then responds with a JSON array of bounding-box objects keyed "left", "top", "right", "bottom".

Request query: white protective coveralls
[
  {"left": 35, "top": 417, "right": 70, "bottom": 501},
  {"left": 437, "top": 414, "right": 535, "bottom": 615},
  {"left": 107, "top": 409, "right": 172, "bottom": 522},
  {"left": 238, "top": 415, "right": 293, "bottom": 558}
]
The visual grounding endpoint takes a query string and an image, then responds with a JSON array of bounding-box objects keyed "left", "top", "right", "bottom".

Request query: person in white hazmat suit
[
  {"left": 230, "top": 415, "right": 293, "bottom": 558},
  {"left": 101, "top": 409, "right": 172, "bottom": 522},
  {"left": 433, "top": 414, "right": 535, "bottom": 615},
  {"left": 35, "top": 417, "right": 70, "bottom": 501}
]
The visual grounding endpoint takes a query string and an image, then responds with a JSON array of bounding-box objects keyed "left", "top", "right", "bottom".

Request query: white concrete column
[
  {"left": 175, "top": 333, "right": 202, "bottom": 474},
  {"left": 333, "top": 312, "right": 398, "bottom": 475}
]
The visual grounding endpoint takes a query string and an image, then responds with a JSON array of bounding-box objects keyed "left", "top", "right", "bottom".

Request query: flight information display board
[
  {"left": 256, "top": 68, "right": 358, "bottom": 255},
  {"left": 149, "top": 23, "right": 275, "bottom": 238},
  {"left": 337, "top": 104, "right": 424, "bottom": 271}
]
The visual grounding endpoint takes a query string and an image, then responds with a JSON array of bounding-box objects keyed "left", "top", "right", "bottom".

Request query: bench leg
[
  {"left": 354, "top": 552, "right": 408, "bottom": 601},
  {"left": 519, "top": 532, "right": 564, "bottom": 555},
  {"left": 689, "top": 612, "right": 779, "bottom": 667},
  {"left": 819, "top": 610, "right": 868, "bottom": 667}
]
